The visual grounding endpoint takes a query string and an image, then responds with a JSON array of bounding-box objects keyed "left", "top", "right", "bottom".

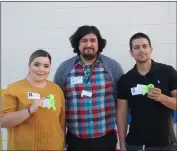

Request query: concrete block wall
[{"left": 1, "top": 2, "right": 176, "bottom": 88}]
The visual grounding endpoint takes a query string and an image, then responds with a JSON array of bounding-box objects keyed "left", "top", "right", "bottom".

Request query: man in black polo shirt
[{"left": 117, "top": 32, "right": 177, "bottom": 151}]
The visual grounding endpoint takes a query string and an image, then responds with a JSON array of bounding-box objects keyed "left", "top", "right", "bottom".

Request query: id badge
[
  {"left": 137, "top": 84, "right": 146, "bottom": 95},
  {"left": 42, "top": 96, "right": 50, "bottom": 108},
  {"left": 28, "top": 92, "right": 40, "bottom": 99},
  {"left": 81, "top": 90, "right": 92, "bottom": 97},
  {"left": 71, "top": 76, "right": 83, "bottom": 85},
  {"left": 131, "top": 87, "right": 141, "bottom": 96}
]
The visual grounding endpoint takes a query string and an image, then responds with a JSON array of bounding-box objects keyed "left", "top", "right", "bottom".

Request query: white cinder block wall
[
  {"left": 1, "top": 2, "right": 176, "bottom": 150},
  {"left": 1, "top": 2, "right": 176, "bottom": 88}
]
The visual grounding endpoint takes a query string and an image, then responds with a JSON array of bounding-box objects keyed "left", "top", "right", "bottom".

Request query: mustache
[
  {"left": 139, "top": 52, "right": 147, "bottom": 55},
  {"left": 83, "top": 47, "right": 94, "bottom": 51}
]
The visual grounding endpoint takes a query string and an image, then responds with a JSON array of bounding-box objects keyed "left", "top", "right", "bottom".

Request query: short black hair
[
  {"left": 69, "top": 25, "right": 106, "bottom": 55},
  {"left": 129, "top": 32, "right": 151, "bottom": 50}
]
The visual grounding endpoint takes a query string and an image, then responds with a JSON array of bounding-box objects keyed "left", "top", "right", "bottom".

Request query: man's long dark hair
[{"left": 69, "top": 25, "right": 107, "bottom": 55}]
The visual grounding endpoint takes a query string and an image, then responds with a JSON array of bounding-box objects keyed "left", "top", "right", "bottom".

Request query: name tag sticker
[
  {"left": 136, "top": 84, "right": 147, "bottom": 94},
  {"left": 131, "top": 87, "right": 141, "bottom": 96},
  {"left": 42, "top": 96, "right": 50, "bottom": 108},
  {"left": 71, "top": 76, "right": 83, "bottom": 85},
  {"left": 81, "top": 90, "right": 92, "bottom": 97},
  {"left": 28, "top": 92, "right": 40, "bottom": 99}
]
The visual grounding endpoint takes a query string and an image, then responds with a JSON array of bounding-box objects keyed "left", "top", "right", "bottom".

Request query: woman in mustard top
[{"left": 1, "top": 49, "right": 65, "bottom": 150}]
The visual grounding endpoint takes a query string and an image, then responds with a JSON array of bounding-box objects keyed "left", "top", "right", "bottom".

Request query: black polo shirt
[{"left": 117, "top": 60, "right": 177, "bottom": 146}]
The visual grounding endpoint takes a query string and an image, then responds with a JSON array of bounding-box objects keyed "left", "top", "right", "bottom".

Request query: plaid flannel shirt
[{"left": 65, "top": 58, "right": 116, "bottom": 138}]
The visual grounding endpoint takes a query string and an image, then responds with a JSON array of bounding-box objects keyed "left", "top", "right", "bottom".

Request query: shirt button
[
  {"left": 89, "top": 101, "right": 92, "bottom": 103},
  {"left": 90, "top": 111, "right": 92, "bottom": 113}
]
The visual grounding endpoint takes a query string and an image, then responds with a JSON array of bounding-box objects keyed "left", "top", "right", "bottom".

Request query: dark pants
[
  {"left": 126, "top": 142, "right": 177, "bottom": 151},
  {"left": 66, "top": 130, "right": 117, "bottom": 151}
]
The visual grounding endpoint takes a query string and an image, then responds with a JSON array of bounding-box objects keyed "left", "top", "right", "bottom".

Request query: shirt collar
[{"left": 132, "top": 59, "right": 158, "bottom": 76}]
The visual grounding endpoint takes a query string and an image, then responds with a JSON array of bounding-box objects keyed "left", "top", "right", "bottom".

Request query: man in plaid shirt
[{"left": 54, "top": 25, "right": 124, "bottom": 151}]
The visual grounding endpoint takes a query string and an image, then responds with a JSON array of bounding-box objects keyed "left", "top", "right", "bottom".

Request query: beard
[
  {"left": 82, "top": 53, "right": 97, "bottom": 60},
  {"left": 81, "top": 48, "right": 97, "bottom": 60}
]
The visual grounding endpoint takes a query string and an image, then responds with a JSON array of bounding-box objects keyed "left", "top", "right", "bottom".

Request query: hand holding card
[
  {"left": 143, "top": 84, "right": 154, "bottom": 95},
  {"left": 131, "top": 84, "right": 154, "bottom": 96},
  {"left": 42, "top": 94, "right": 56, "bottom": 111}
]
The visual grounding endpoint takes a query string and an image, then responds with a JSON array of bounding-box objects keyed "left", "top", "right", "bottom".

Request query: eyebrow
[
  {"left": 133, "top": 44, "right": 148, "bottom": 47},
  {"left": 133, "top": 45, "right": 139, "bottom": 48},
  {"left": 81, "top": 37, "right": 97, "bottom": 40},
  {"left": 34, "top": 62, "right": 50, "bottom": 65}
]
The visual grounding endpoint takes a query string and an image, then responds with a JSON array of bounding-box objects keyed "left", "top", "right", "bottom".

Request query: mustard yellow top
[{"left": 1, "top": 79, "right": 65, "bottom": 150}]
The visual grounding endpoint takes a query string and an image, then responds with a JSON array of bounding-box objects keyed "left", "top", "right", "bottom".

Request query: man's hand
[
  {"left": 147, "top": 87, "right": 162, "bottom": 101},
  {"left": 29, "top": 99, "right": 43, "bottom": 114}
]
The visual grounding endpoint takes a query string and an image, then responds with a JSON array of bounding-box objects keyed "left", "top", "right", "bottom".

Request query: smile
[{"left": 36, "top": 73, "right": 44, "bottom": 76}]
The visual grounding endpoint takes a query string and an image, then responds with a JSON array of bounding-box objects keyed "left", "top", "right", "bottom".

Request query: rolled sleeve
[{"left": 1, "top": 86, "right": 18, "bottom": 117}]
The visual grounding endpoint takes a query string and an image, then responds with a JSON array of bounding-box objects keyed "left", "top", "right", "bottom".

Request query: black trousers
[
  {"left": 66, "top": 130, "right": 117, "bottom": 151},
  {"left": 126, "top": 142, "right": 177, "bottom": 151}
]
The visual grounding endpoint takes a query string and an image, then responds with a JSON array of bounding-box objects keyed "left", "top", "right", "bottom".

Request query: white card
[
  {"left": 81, "top": 90, "right": 92, "bottom": 97},
  {"left": 136, "top": 84, "right": 147, "bottom": 94},
  {"left": 28, "top": 92, "right": 40, "bottom": 99},
  {"left": 131, "top": 87, "right": 142, "bottom": 96},
  {"left": 71, "top": 76, "right": 83, "bottom": 85},
  {"left": 42, "top": 96, "right": 50, "bottom": 108}
]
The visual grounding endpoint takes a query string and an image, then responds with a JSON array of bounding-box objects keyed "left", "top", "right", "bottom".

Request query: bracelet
[{"left": 27, "top": 107, "right": 32, "bottom": 115}]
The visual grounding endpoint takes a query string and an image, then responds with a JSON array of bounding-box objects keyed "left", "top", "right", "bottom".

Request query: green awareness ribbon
[
  {"left": 143, "top": 84, "right": 154, "bottom": 95},
  {"left": 48, "top": 94, "right": 56, "bottom": 111}
]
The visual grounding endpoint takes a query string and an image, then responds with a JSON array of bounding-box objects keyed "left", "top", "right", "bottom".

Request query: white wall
[
  {"left": 1, "top": 2, "right": 176, "bottom": 89},
  {"left": 1, "top": 2, "right": 176, "bottom": 150}
]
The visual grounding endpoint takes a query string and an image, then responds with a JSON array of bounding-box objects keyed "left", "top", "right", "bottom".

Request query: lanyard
[{"left": 80, "top": 58, "right": 97, "bottom": 84}]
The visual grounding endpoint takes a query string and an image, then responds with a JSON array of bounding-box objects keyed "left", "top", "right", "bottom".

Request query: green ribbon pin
[
  {"left": 143, "top": 84, "right": 154, "bottom": 95},
  {"left": 48, "top": 94, "right": 56, "bottom": 111}
]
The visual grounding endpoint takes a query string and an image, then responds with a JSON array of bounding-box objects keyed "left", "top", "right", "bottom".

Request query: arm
[
  {"left": 1, "top": 89, "right": 28, "bottom": 128},
  {"left": 117, "top": 99, "right": 129, "bottom": 150},
  {"left": 54, "top": 59, "right": 72, "bottom": 90},
  {"left": 159, "top": 66, "right": 177, "bottom": 109},
  {"left": 114, "top": 61, "right": 124, "bottom": 101},
  {"left": 159, "top": 90, "right": 177, "bottom": 110},
  {"left": 59, "top": 94, "right": 66, "bottom": 149},
  {"left": 60, "top": 95, "right": 65, "bottom": 133},
  {"left": 148, "top": 89, "right": 177, "bottom": 110},
  {"left": 54, "top": 63, "right": 65, "bottom": 89},
  {"left": 1, "top": 99, "right": 43, "bottom": 128},
  {"left": 1, "top": 109, "right": 30, "bottom": 128},
  {"left": 148, "top": 66, "right": 177, "bottom": 110}
]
